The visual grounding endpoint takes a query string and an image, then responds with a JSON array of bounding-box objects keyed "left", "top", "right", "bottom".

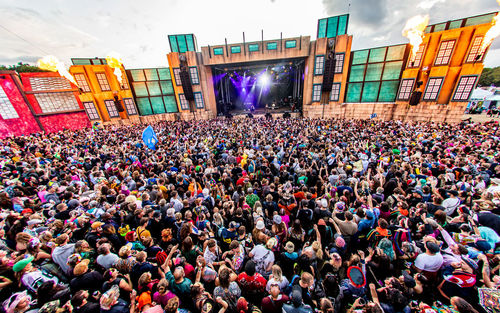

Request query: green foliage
[
  {"left": 0, "top": 62, "right": 49, "bottom": 73},
  {"left": 479, "top": 67, "right": 500, "bottom": 87}
]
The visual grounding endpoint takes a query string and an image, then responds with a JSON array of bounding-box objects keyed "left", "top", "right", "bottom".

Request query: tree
[
  {"left": 478, "top": 67, "right": 500, "bottom": 87},
  {"left": 0, "top": 62, "right": 50, "bottom": 73}
]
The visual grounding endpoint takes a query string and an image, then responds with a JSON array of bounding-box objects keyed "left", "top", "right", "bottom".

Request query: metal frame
[
  {"left": 434, "top": 39, "right": 457, "bottom": 66},
  {"left": 422, "top": 76, "right": 445, "bottom": 101},
  {"left": 397, "top": 78, "right": 416, "bottom": 100},
  {"left": 314, "top": 55, "right": 325, "bottom": 76},
  {"left": 451, "top": 75, "right": 479, "bottom": 102},
  {"left": 189, "top": 66, "right": 200, "bottom": 85},
  {"left": 193, "top": 91, "right": 204, "bottom": 109},
  {"left": 312, "top": 84, "right": 322, "bottom": 102},
  {"left": 82, "top": 101, "right": 101, "bottom": 120}
]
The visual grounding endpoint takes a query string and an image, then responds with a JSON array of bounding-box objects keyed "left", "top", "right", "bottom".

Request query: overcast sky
[{"left": 1, "top": 0, "right": 499, "bottom": 69}]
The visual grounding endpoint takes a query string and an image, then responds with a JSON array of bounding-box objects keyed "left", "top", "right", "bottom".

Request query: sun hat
[
  {"left": 273, "top": 215, "right": 282, "bottom": 224},
  {"left": 256, "top": 220, "right": 265, "bottom": 230}
]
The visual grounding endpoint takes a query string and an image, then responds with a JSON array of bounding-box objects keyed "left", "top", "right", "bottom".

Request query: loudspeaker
[
  {"left": 113, "top": 96, "right": 124, "bottom": 112},
  {"left": 180, "top": 69, "right": 194, "bottom": 101},
  {"left": 409, "top": 91, "right": 422, "bottom": 106},
  {"left": 322, "top": 54, "right": 336, "bottom": 92}
]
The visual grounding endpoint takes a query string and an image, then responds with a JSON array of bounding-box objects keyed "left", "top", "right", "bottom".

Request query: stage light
[{"left": 258, "top": 73, "right": 270, "bottom": 86}]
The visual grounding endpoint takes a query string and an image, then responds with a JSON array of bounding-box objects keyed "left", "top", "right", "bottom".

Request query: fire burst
[
  {"left": 37, "top": 56, "right": 79, "bottom": 87},
  {"left": 106, "top": 53, "right": 124, "bottom": 85},
  {"left": 402, "top": 15, "right": 430, "bottom": 62},
  {"left": 480, "top": 8, "right": 500, "bottom": 54}
]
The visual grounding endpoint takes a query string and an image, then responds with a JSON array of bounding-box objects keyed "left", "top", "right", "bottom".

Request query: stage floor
[{"left": 225, "top": 107, "right": 293, "bottom": 115}]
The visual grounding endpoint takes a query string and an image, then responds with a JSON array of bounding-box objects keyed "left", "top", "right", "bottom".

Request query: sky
[{"left": 1, "top": 0, "right": 500, "bottom": 69}]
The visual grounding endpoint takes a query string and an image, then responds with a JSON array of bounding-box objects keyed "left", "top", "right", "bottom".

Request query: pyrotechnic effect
[
  {"left": 106, "top": 53, "right": 124, "bottom": 84},
  {"left": 402, "top": 15, "right": 430, "bottom": 62},
  {"left": 37, "top": 56, "right": 79, "bottom": 87},
  {"left": 480, "top": 4, "right": 500, "bottom": 54}
]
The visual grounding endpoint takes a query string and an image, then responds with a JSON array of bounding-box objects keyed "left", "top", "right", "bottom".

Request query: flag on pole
[
  {"left": 142, "top": 126, "right": 158, "bottom": 150},
  {"left": 370, "top": 113, "right": 377, "bottom": 119}
]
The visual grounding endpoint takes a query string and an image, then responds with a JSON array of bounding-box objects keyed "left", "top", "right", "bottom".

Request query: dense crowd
[{"left": 0, "top": 117, "right": 499, "bottom": 313}]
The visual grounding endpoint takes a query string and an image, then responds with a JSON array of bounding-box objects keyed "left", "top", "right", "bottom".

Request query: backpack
[{"left": 202, "top": 196, "right": 214, "bottom": 212}]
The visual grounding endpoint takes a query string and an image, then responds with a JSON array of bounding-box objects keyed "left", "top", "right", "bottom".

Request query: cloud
[
  {"left": 0, "top": 55, "right": 41, "bottom": 66},
  {"left": 417, "top": 0, "right": 446, "bottom": 10},
  {"left": 322, "top": 0, "right": 388, "bottom": 26}
]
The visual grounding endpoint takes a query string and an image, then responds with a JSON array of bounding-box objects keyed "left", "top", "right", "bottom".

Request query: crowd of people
[{"left": 0, "top": 117, "right": 499, "bottom": 313}]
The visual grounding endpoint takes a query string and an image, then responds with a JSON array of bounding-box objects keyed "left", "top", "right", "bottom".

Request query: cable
[{"left": 0, "top": 23, "right": 52, "bottom": 55}]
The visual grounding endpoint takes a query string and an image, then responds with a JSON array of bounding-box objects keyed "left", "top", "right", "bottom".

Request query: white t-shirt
[
  {"left": 250, "top": 244, "right": 274, "bottom": 273},
  {"left": 442, "top": 197, "right": 460, "bottom": 216},
  {"left": 414, "top": 252, "right": 443, "bottom": 272}
]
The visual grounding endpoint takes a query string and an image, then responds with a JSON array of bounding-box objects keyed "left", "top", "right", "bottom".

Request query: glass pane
[
  {"left": 369, "top": 47, "right": 386, "bottom": 63},
  {"left": 465, "top": 13, "right": 496, "bottom": 27},
  {"left": 386, "top": 45, "right": 406, "bottom": 61},
  {"left": 160, "top": 80, "right": 174, "bottom": 94},
  {"left": 144, "top": 69, "right": 159, "bottom": 81},
  {"left": 326, "top": 16, "right": 338, "bottom": 38},
  {"left": 267, "top": 42, "right": 277, "bottom": 50},
  {"left": 231, "top": 46, "right": 241, "bottom": 53},
  {"left": 72, "top": 59, "right": 91, "bottom": 65},
  {"left": 136, "top": 98, "right": 152, "bottom": 115},
  {"left": 186, "top": 34, "right": 195, "bottom": 51},
  {"left": 365, "top": 63, "right": 383, "bottom": 81},
  {"left": 177, "top": 35, "right": 188, "bottom": 53},
  {"left": 214, "top": 47, "right": 224, "bottom": 55},
  {"left": 158, "top": 68, "right": 171, "bottom": 80},
  {"left": 378, "top": 81, "right": 399, "bottom": 102},
  {"left": 349, "top": 65, "right": 365, "bottom": 82},
  {"left": 338, "top": 15, "right": 348, "bottom": 35},
  {"left": 433, "top": 23, "right": 447, "bottom": 32},
  {"left": 424, "top": 25, "right": 432, "bottom": 33},
  {"left": 130, "top": 70, "right": 145, "bottom": 82},
  {"left": 346, "top": 83, "right": 362, "bottom": 102},
  {"left": 449, "top": 20, "right": 463, "bottom": 29},
  {"left": 248, "top": 44, "right": 259, "bottom": 52},
  {"left": 352, "top": 50, "right": 368, "bottom": 65},
  {"left": 132, "top": 82, "right": 148, "bottom": 97},
  {"left": 362, "top": 82, "right": 380, "bottom": 102},
  {"left": 169, "top": 36, "right": 178, "bottom": 53},
  {"left": 285, "top": 40, "right": 296, "bottom": 48},
  {"left": 382, "top": 61, "right": 403, "bottom": 80},
  {"left": 318, "top": 18, "right": 327, "bottom": 38},
  {"left": 163, "top": 95, "right": 178, "bottom": 113},
  {"left": 150, "top": 96, "right": 166, "bottom": 114},
  {"left": 147, "top": 81, "right": 161, "bottom": 96}
]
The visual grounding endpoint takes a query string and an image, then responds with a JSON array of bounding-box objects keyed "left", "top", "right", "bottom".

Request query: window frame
[
  {"left": 213, "top": 47, "right": 224, "bottom": 55},
  {"left": 189, "top": 67, "right": 200, "bottom": 85},
  {"left": 434, "top": 40, "right": 456, "bottom": 66},
  {"left": 407, "top": 44, "right": 425, "bottom": 68},
  {"left": 73, "top": 73, "right": 91, "bottom": 92},
  {"left": 330, "top": 83, "right": 341, "bottom": 102},
  {"left": 172, "top": 68, "right": 182, "bottom": 86},
  {"left": 266, "top": 42, "right": 278, "bottom": 50},
  {"left": 0, "top": 85, "right": 19, "bottom": 119},
  {"left": 95, "top": 72, "right": 111, "bottom": 91},
  {"left": 248, "top": 44, "right": 259, "bottom": 52},
  {"left": 466, "top": 36, "right": 485, "bottom": 63},
  {"left": 178, "top": 93, "right": 189, "bottom": 110},
  {"left": 82, "top": 101, "right": 100, "bottom": 120},
  {"left": 120, "top": 72, "right": 129, "bottom": 90},
  {"left": 104, "top": 99, "right": 120, "bottom": 118},
  {"left": 334, "top": 53, "right": 345, "bottom": 74},
  {"left": 230, "top": 46, "right": 241, "bottom": 54},
  {"left": 312, "top": 84, "right": 322, "bottom": 102},
  {"left": 452, "top": 75, "right": 478, "bottom": 102},
  {"left": 194, "top": 92, "right": 204, "bottom": 109},
  {"left": 422, "top": 77, "right": 444, "bottom": 101},
  {"left": 397, "top": 78, "right": 415, "bottom": 100},
  {"left": 314, "top": 55, "right": 325, "bottom": 76},
  {"left": 285, "top": 40, "right": 297, "bottom": 48},
  {"left": 123, "top": 98, "right": 138, "bottom": 115}
]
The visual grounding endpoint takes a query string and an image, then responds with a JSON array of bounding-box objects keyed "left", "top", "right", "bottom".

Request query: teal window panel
[
  {"left": 449, "top": 20, "right": 463, "bottom": 29},
  {"left": 365, "top": 63, "right": 383, "bottom": 81},
  {"left": 433, "top": 23, "right": 447, "bottom": 32},
  {"left": 150, "top": 96, "right": 166, "bottom": 114},
  {"left": 144, "top": 69, "right": 159, "bottom": 81},
  {"left": 346, "top": 83, "right": 362, "bottom": 102},
  {"left": 267, "top": 42, "right": 277, "bottom": 50},
  {"left": 130, "top": 69, "right": 146, "bottom": 82},
  {"left": 169, "top": 36, "right": 179, "bottom": 53},
  {"left": 465, "top": 13, "right": 497, "bottom": 27},
  {"left": 72, "top": 59, "right": 92, "bottom": 65},
  {"left": 424, "top": 25, "right": 432, "bottom": 33},
  {"left": 378, "top": 81, "right": 399, "bottom": 102},
  {"left": 382, "top": 61, "right": 403, "bottom": 80},
  {"left": 285, "top": 40, "right": 296, "bottom": 48},
  {"left": 137, "top": 98, "right": 152, "bottom": 115},
  {"left": 369, "top": 47, "right": 386, "bottom": 63},
  {"left": 158, "top": 68, "right": 171, "bottom": 80},
  {"left": 186, "top": 34, "right": 195, "bottom": 51},
  {"left": 338, "top": 15, "right": 348, "bottom": 35},
  {"left": 177, "top": 35, "right": 188, "bottom": 53},
  {"left": 163, "top": 95, "right": 178, "bottom": 113},
  {"left": 248, "top": 44, "right": 259, "bottom": 52},
  {"left": 214, "top": 47, "right": 224, "bottom": 55},
  {"left": 160, "top": 80, "right": 174, "bottom": 94},
  {"left": 132, "top": 82, "right": 148, "bottom": 97},
  {"left": 352, "top": 50, "right": 368, "bottom": 65},
  {"left": 326, "top": 16, "right": 338, "bottom": 38},
  {"left": 318, "top": 18, "right": 327, "bottom": 38},
  {"left": 231, "top": 46, "right": 241, "bottom": 53},
  {"left": 349, "top": 65, "right": 365, "bottom": 82},
  {"left": 362, "top": 82, "right": 380, "bottom": 102},
  {"left": 386, "top": 45, "right": 406, "bottom": 61},
  {"left": 147, "top": 81, "right": 161, "bottom": 96}
]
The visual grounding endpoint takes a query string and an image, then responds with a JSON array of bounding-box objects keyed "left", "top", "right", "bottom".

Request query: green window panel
[
  {"left": 424, "top": 26, "right": 432, "bottom": 33},
  {"left": 214, "top": 47, "right": 224, "bottom": 55},
  {"left": 349, "top": 65, "right": 365, "bottom": 82},
  {"left": 267, "top": 42, "right": 277, "bottom": 50},
  {"left": 346, "top": 83, "right": 362, "bottom": 102},
  {"left": 160, "top": 80, "right": 174, "bottom": 94},
  {"left": 186, "top": 34, "right": 195, "bottom": 51},
  {"left": 378, "top": 81, "right": 399, "bottom": 102},
  {"left": 465, "top": 13, "right": 497, "bottom": 27},
  {"left": 130, "top": 70, "right": 146, "bottom": 82},
  {"left": 449, "top": 20, "right": 463, "bottom": 29},
  {"left": 369, "top": 47, "right": 386, "bottom": 63},
  {"left": 285, "top": 40, "right": 296, "bottom": 48},
  {"left": 144, "top": 69, "right": 159, "bottom": 81},
  {"left": 132, "top": 82, "right": 148, "bottom": 97},
  {"left": 169, "top": 36, "right": 178, "bottom": 53},
  {"left": 365, "top": 63, "right": 383, "bottom": 81},
  {"left": 352, "top": 50, "right": 368, "bottom": 65},
  {"left": 362, "top": 82, "right": 380, "bottom": 102},
  {"left": 178, "top": 36, "right": 188, "bottom": 53},
  {"left": 137, "top": 98, "right": 152, "bottom": 115},
  {"left": 72, "top": 59, "right": 92, "bottom": 65},
  {"left": 382, "top": 61, "right": 403, "bottom": 80},
  {"left": 326, "top": 16, "right": 338, "bottom": 38},
  {"left": 433, "top": 23, "right": 447, "bottom": 32},
  {"left": 386, "top": 45, "right": 406, "bottom": 61},
  {"left": 248, "top": 44, "right": 259, "bottom": 52},
  {"left": 163, "top": 96, "right": 178, "bottom": 113},
  {"left": 150, "top": 96, "right": 166, "bottom": 114},
  {"left": 338, "top": 15, "right": 348, "bottom": 35},
  {"left": 147, "top": 81, "right": 161, "bottom": 96},
  {"left": 158, "top": 68, "right": 171, "bottom": 80},
  {"left": 231, "top": 46, "right": 241, "bottom": 53},
  {"left": 318, "top": 18, "right": 327, "bottom": 38}
]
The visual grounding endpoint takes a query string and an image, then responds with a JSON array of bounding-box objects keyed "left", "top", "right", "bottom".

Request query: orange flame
[
  {"left": 480, "top": 11, "right": 500, "bottom": 54},
  {"left": 105, "top": 53, "right": 123, "bottom": 84},
  {"left": 37, "top": 56, "right": 79, "bottom": 87},
  {"left": 402, "top": 15, "right": 430, "bottom": 62}
]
